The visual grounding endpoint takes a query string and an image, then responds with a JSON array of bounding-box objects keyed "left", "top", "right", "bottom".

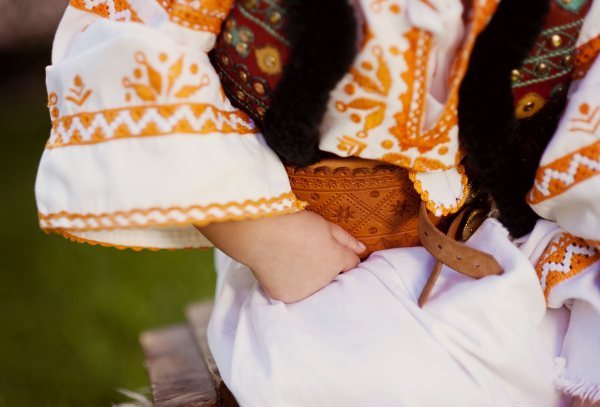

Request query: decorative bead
[
  {"left": 269, "top": 11, "right": 282, "bottom": 25},
  {"left": 225, "top": 18, "right": 235, "bottom": 30},
  {"left": 264, "top": 54, "right": 276, "bottom": 68},
  {"left": 523, "top": 101, "right": 535, "bottom": 112},
  {"left": 223, "top": 31, "right": 233, "bottom": 44},
  {"left": 561, "top": 0, "right": 572, "bottom": 4},
  {"left": 256, "top": 106, "right": 266, "bottom": 116},
  {"left": 235, "top": 90, "right": 245, "bottom": 101},
  {"left": 553, "top": 84, "right": 567, "bottom": 99},
  {"left": 551, "top": 34, "right": 563, "bottom": 48},
  {"left": 253, "top": 82, "right": 265, "bottom": 95},
  {"left": 235, "top": 42, "right": 248, "bottom": 54},
  {"left": 510, "top": 69, "right": 520, "bottom": 82},
  {"left": 220, "top": 54, "right": 230, "bottom": 66},
  {"left": 562, "top": 55, "right": 574, "bottom": 68},
  {"left": 535, "top": 62, "right": 549, "bottom": 75},
  {"left": 239, "top": 30, "right": 252, "bottom": 42},
  {"left": 243, "top": 0, "right": 257, "bottom": 9},
  {"left": 238, "top": 71, "right": 248, "bottom": 83}
]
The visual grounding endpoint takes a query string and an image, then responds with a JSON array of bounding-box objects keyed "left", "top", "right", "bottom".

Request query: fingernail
[{"left": 358, "top": 241, "right": 366, "bottom": 251}]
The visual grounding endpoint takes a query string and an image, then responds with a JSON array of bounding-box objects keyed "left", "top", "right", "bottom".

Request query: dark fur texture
[
  {"left": 458, "top": 0, "right": 551, "bottom": 237},
  {"left": 262, "top": 0, "right": 358, "bottom": 166}
]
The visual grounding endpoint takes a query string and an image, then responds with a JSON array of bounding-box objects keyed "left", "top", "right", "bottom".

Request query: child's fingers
[
  {"left": 329, "top": 223, "right": 366, "bottom": 254},
  {"left": 338, "top": 245, "right": 361, "bottom": 272}
]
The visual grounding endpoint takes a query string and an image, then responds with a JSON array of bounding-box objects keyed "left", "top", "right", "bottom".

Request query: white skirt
[{"left": 207, "top": 218, "right": 573, "bottom": 407}]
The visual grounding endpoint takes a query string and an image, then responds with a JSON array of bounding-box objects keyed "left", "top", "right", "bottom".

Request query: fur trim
[
  {"left": 262, "top": 0, "right": 358, "bottom": 167},
  {"left": 458, "top": 0, "right": 551, "bottom": 238}
]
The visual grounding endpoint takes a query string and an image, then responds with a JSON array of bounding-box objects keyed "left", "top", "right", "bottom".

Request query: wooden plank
[
  {"left": 186, "top": 301, "right": 239, "bottom": 407},
  {"left": 140, "top": 324, "right": 219, "bottom": 407}
]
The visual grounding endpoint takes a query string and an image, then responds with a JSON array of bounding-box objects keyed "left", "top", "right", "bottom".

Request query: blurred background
[{"left": 0, "top": 1, "right": 218, "bottom": 405}]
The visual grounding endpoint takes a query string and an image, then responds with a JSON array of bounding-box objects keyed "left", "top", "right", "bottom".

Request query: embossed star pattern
[
  {"left": 390, "top": 199, "right": 410, "bottom": 217},
  {"left": 332, "top": 206, "right": 355, "bottom": 224}
]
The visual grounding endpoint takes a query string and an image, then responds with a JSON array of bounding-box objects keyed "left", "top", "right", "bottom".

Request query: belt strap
[{"left": 417, "top": 202, "right": 504, "bottom": 307}]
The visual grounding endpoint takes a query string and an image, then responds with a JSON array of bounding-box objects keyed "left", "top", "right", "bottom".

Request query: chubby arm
[{"left": 196, "top": 210, "right": 365, "bottom": 303}]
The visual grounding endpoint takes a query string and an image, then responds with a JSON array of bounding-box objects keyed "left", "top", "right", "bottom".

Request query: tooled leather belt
[{"left": 287, "top": 156, "right": 504, "bottom": 307}]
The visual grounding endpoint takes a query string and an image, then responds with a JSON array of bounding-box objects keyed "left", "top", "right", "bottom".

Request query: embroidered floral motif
[
  {"left": 528, "top": 104, "right": 600, "bottom": 204},
  {"left": 48, "top": 92, "right": 60, "bottom": 119},
  {"left": 123, "top": 52, "right": 210, "bottom": 102},
  {"left": 39, "top": 192, "right": 306, "bottom": 232},
  {"left": 535, "top": 233, "right": 600, "bottom": 303},
  {"left": 69, "top": 0, "right": 143, "bottom": 22},
  {"left": 46, "top": 103, "right": 257, "bottom": 149},
  {"left": 169, "top": 0, "right": 234, "bottom": 33},
  {"left": 66, "top": 75, "right": 93, "bottom": 106}
]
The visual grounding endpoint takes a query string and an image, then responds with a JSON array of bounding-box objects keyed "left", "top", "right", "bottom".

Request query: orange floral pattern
[
  {"left": 46, "top": 103, "right": 258, "bottom": 149},
  {"left": 536, "top": 233, "right": 600, "bottom": 303},
  {"left": 39, "top": 192, "right": 307, "bottom": 232},
  {"left": 169, "top": 0, "right": 234, "bottom": 33},
  {"left": 69, "top": 0, "right": 143, "bottom": 22}
]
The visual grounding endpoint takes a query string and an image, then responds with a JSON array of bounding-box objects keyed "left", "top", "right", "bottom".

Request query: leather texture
[
  {"left": 286, "top": 157, "right": 442, "bottom": 259},
  {"left": 418, "top": 202, "right": 504, "bottom": 307}
]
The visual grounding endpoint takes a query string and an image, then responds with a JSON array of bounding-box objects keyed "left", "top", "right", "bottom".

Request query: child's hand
[{"left": 196, "top": 210, "right": 365, "bottom": 303}]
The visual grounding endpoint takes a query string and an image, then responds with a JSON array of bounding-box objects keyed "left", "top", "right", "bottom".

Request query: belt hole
[
  {"left": 457, "top": 255, "right": 461, "bottom": 260},
  {"left": 475, "top": 263, "right": 480, "bottom": 267},
  {"left": 424, "top": 231, "right": 428, "bottom": 237},
  {"left": 438, "top": 245, "right": 442, "bottom": 249}
]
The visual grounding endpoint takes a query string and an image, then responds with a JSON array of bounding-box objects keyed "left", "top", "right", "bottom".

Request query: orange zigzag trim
[{"left": 39, "top": 192, "right": 308, "bottom": 232}]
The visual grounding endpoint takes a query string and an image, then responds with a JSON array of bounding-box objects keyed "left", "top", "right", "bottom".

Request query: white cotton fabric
[
  {"left": 207, "top": 218, "right": 590, "bottom": 407},
  {"left": 35, "top": 5, "right": 295, "bottom": 249}
]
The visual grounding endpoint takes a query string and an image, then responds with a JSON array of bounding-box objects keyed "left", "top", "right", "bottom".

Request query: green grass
[{"left": 0, "top": 54, "right": 217, "bottom": 407}]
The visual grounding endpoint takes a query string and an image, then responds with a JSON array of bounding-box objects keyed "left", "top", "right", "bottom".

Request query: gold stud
[
  {"left": 562, "top": 55, "right": 574, "bottom": 68},
  {"left": 239, "top": 71, "right": 248, "bottom": 82},
  {"left": 220, "top": 54, "right": 230, "bottom": 66},
  {"left": 264, "top": 54, "right": 276, "bottom": 68},
  {"left": 235, "top": 90, "right": 245, "bottom": 101},
  {"left": 551, "top": 34, "right": 563, "bottom": 48},
  {"left": 269, "top": 11, "right": 282, "bottom": 25},
  {"left": 223, "top": 31, "right": 233, "bottom": 44},
  {"left": 253, "top": 82, "right": 265, "bottom": 95},
  {"left": 535, "top": 62, "right": 549, "bottom": 75},
  {"left": 239, "top": 30, "right": 252, "bottom": 42},
  {"left": 256, "top": 106, "right": 266, "bottom": 116},
  {"left": 562, "top": 0, "right": 572, "bottom": 4},
  {"left": 244, "top": 0, "right": 257, "bottom": 9},
  {"left": 554, "top": 84, "right": 567, "bottom": 98},
  {"left": 511, "top": 69, "right": 521, "bottom": 82},
  {"left": 225, "top": 18, "right": 235, "bottom": 30},
  {"left": 523, "top": 101, "right": 535, "bottom": 112},
  {"left": 236, "top": 42, "right": 248, "bottom": 54}
]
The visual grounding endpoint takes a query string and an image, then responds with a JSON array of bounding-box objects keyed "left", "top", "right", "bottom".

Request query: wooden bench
[{"left": 140, "top": 300, "right": 239, "bottom": 407}]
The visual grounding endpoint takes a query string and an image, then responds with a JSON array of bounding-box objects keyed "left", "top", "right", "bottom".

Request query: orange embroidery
[
  {"left": 69, "top": 0, "right": 143, "bottom": 22},
  {"left": 156, "top": 0, "right": 174, "bottom": 13},
  {"left": 587, "top": 239, "right": 600, "bottom": 251},
  {"left": 380, "top": 152, "right": 411, "bottom": 168},
  {"left": 39, "top": 192, "right": 307, "bottom": 232},
  {"left": 48, "top": 92, "right": 60, "bottom": 119},
  {"left": 337, "top": 136, "right": 367, "bottom": 156},
  {"left": 123, "top": 52, "right": 210, "bottom": 102},
  {"left": 57, "top": 231, "right": 202, "bottom": 251},
  {"left": 65, "top": 75, "right": 92, "bottom": 106},
  {"left": 528, "top": 140, "right": 600, "bottom": 204},
  {"left": 408, "top": 164, "right": 468, "bottom": 216},
  {"left": 390, "top": 0, "right": 497, "bottom": 155},
  {"left": 370, "top": 0, "right": 388, "bottom": 13},
  {"left": 46, "top": 103, "right": 258, "bottom": 149},
  {"left": 169, "top": 0, "right": 234, "bottom": 33},
  {"left": 535, "top": 233, "right": 599, "bottom": 304},
  {"left": 568, "top": 103, "right": 600, "bottom": 133},
  {"left": 572, "top": 34, "right": 600, "bottom": 81}
]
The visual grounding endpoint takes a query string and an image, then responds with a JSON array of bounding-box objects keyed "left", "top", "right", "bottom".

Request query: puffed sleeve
[{"left": 35, "top": 0, "right": 305, "bottom": 250}]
